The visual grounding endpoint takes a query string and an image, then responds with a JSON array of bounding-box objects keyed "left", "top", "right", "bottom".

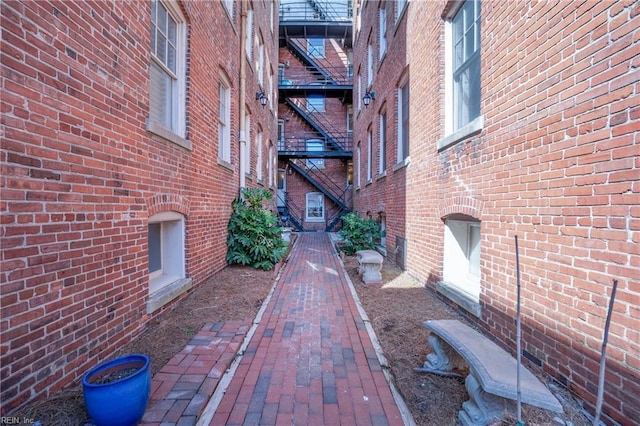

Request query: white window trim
[
  {"left": 244, "top": 113, "right": 251, "bottom": 176},
  {"left": 367, "top": 43, "right": 374, "bottom": 88},
  {"left": 222, "top": 0, "right": 233, "bottom": 20},
  {"left": 147, "top": 0, "right": 188, "bottom": 144},
  {"left": 218, "top": 76, "right": 232, "bottom": 164},
  {"left": 442, "top": 219, "right": 481, "bottom": 301},
  {"left": 396, "top": 82, "right": 409, "bottom": 165},
  {"left": 256, "top": 131, "right": 263, "bottom": 182},
  {"left": 438, "top": 1, "right": 484, "bottom": 151},
  {"left": 356, "top": 144, "right": 361, "bottom": 189},
  {"left": 245, "top": 8, "right": 254, "bottom": 60},
  {"left": 379, "top": 7, "right": 387, "bottom": 60},
  {"left": 147, "top": 211, "right": 190, "bottom": 313},
  {"left": 366, "top": 130, "right": 373, "bottom": 183},
  {"left": 258, "top": 34, "right": 265, "bottom": 87},
  {"left": 396, "top": 0, "right": 408, "bottom": 22},
  {"left": 305, "top": 192, "right": 325, "bottom": 222},
  {"left": 378, "top": 113, "right": 386, "bottom": 176}
]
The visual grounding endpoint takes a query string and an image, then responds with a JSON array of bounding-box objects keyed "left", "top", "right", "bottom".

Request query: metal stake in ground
[
  {"left": 593, "top": 279, "right": 618, "bottom": 426},
  {"left": 515, "top": 235, "right": 524, "bottom": 426}
]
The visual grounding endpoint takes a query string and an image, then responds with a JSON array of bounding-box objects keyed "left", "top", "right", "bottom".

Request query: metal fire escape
[{"left": 278, "top": 0, "right": 353, "bottom": 231}]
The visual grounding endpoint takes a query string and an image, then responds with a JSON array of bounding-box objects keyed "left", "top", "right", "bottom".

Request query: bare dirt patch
[{"left": 15, "top": 238, "right": 591, "bottom": 425}]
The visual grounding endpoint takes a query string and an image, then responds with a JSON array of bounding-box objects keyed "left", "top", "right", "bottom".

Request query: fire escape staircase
[{"left": 287, "top": 159, "right": 351, "bottom": 231}]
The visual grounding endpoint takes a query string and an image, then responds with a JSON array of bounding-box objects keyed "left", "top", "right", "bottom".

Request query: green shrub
[
  {"left": 226, "top": 188, "right": 288, "bottom": 270},
  {"left": 338, "top": 212, "right": 381, "bottom": 256}
]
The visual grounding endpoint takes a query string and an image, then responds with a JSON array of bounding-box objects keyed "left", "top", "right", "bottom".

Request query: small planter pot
[{"left": 82, "top": 354, "right": 151, "bottom": 426}]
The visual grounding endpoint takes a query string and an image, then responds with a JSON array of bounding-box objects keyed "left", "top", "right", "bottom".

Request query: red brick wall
[
  {"left": 1, "top": 0, "right": 277, "bottom": 413},
  {"left": 354, "top": 0, "right": 639, "bottom": 423}
]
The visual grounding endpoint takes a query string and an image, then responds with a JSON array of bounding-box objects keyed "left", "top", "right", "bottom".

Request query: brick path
[{"left": 142, "top": 232, "right": 410, "bottom": 426}]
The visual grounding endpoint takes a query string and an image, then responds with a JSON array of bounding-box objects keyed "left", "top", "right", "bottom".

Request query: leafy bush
[
  {"left": 226, "top": 188, "right": 288, "bottom": 270},
  {"left": 338, "top": 212, "right": 381, "bottom": 256}
]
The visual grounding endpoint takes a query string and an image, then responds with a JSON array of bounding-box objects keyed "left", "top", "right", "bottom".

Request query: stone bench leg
[
  {"left": 359, "top": 261, "right": 382, "bottom": 284},
  {"left": 414, "top": 334, "right": 467, "bottom": 377},
  {"left": 458, "top": 375, "right": 513, "bottom": 426}
]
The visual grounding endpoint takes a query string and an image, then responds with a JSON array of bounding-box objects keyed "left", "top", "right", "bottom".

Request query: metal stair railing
[
  {"left": 279, "top": 0, "right": 352, "bottom": 22},
  {"left": 325, "top": 205, "right": 349, "bottom": 231},
  {"left": 278, "top": 133, "right": 352, "bottom": 155},
  {"left": 284, "top": 39, "right": 352, "bottom": 85},
  {"left": 289, "top": 159, "right": 351, "bottom": 211},
  {"left": 283, "top": 194, "right": 305, "bottom": 231},
  {"left": 284, "top": 98, "right": 352, "bottom": 152}
]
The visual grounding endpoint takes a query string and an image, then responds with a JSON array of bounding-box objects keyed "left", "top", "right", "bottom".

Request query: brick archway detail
[
  {"left": 146, "top": 193, "right": 191, "bottom": 217},
  {"left": 439, "top": 196, "right": 483, "bottom": 220}
]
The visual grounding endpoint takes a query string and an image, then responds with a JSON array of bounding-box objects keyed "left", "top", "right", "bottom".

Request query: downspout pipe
[{"left": 238, "top": 2, "right": 247, "bottom": 190}]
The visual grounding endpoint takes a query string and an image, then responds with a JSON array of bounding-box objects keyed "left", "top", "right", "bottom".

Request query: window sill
[
  {"left": 436, "top": 281, "right": 481, "bottom": 318},
  {"left": 376, "top": 171, "right": 387, "bottom": 181},
  {"left": 306, "top": 218, "right": 325, "bottom": 223},
  {"left": 146, "top": 119, "right": 192, "bottom": 151},
  {"left": 393, "top": 156, "right": 410, "bottom": 172},
  {"left": 365, "top": 179, "right": 373, "bottom": 186},
  {"left": 217, "top": 158, "right": 234, "bottom": 171},
  {"left": 148, "top": 277, "right": 192, "bottom": 314},
  {"left": 437, "top": 115, "right": 484, "bottom": 152}
]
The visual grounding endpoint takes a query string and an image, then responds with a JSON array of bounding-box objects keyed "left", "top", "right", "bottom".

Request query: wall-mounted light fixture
[
  {"left": 363, "top": 91, "right": 376, "bottom": 108},
  {"left": 255, "top": 91, "right": 268, "bottom": 107}
]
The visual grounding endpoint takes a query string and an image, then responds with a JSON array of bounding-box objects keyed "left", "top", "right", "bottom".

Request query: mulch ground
[{"left": 14, "top": 237, "right": 592, "bottom": 425}]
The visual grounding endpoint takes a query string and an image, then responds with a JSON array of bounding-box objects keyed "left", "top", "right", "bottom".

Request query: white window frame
[
  {"left": 218, "top": 76, "right": 231, "bottom": 163},
  {"left": 306, "top": 139, "right": 325, "bottom": 169},
  {"left": 443, "top": 219, "right": 481, "bottom": 301},
  {"left": 307, "top": 38, "right": 325, "bottom": 58},
  {"left": 379, "top": 7, "right": 387, "bottom": 60},
  {"left": 268, "top": 143, "right": 274, "bottom": 187},
  {"left": 367, "top": 43, "right": 374, "bottom": 88},
  {"left": 245, "top": 8, "right": 254, "bottom": 60},
  {"left": 148, "top": 0, "right": 187, "bottom": 141},
  {"left": 148, "top": 211, "right": 186, "bottom": 296},
  {"left": 379, "top": 113, "right": 387, "bottom": 175},
  {"left": 396, "top": 0, "right": 407, "bottom": 22},
  {"left": 356, "top": 143, "right": 361, "bottom": 188},
  {"left": 223, "top": 0, "right": 233, "bottom": 18},
  {"left": 258, "top": 34, "right": 265, "bottom": 87},
  {"left": 256, "top": 131, "right": 263, "bottom": 182},
  {"left": 357, "top": 73, "right": 362, "bottom": 111},
  {"left": 244, "top": 112, "right": 251, "bottom": 176},
  {"left": 397, "top": 82, "right": 409, "bottom": 164},
  {"left": 439, "top": 0, "right": 483, "bottom": 151},
  {"left": 366, "top": 129, "right": 373, "bottom": 182},
  {"left": 347, "top": 107, "right": 354, "bottom": 133},
  {"left": 305, "top": 192, "right": 325, "bottom": 222},
  {"left": 306, "top": 95, "right": 325, "bottom": 112}
]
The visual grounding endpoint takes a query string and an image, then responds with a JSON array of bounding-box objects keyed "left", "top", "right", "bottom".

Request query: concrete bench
[
  {"left": 355, "top": 249, "right": 383, "bottom": 284},
  {"left": 415, "top": 319, "right": 563, "bottom": 426}
]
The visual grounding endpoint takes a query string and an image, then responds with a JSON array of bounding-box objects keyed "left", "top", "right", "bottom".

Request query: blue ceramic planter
[{"left": 82, "top": 354, "right": 151, "bottom": 426}]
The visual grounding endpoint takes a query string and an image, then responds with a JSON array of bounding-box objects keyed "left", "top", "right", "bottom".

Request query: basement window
[
  {"left": 439, "top": 217, "right": 481, "bottom": 317},
  {"left": 147, "top": 211, "right": 191, "bottom": 313}
]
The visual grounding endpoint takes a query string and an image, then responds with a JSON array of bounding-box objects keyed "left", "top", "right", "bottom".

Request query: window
[
  {"left": 379, "top": 7, "right": 387, "bottom": 59},
  {"left": 148, "top": 211, "right": 186, "bottom": 297},
  {"left": 256, "top": 131, "right": 263, "bottom": 181},
  {"left": 268, "top": 143, "right": 274, "bottom": 187},
  {"left": 443, "top": 219, "right": 481, "bottom": 301},
  {"left": 397, "top": 82, "right": 409, "bottom": 163},
  {"left": 452, "top": 0, "right": 481, "bottom": 131},
  {"left": 306, "top": 139, "right": 325, "bottom": 169},
  {"left": 306, "top": 193, "right": 325, "bottom": 222},
  {"left": 218, "top": 77, "right": 231, "bottom": 163},
  {"left": 396, "top": 0, "right": 407, "bottom": 21},
  {"left": 277, "top": 120, "right": 285, "bottom": 150},
  {"left": 347, "top": 161, "right": 353, "bottom": 186},
  {"left": 306, "top": 95, "right": 325, "bottom": 112},
  {"left": 223, "top": 0, "right": 233, "bottom": 17},
  {"left": 366, "top": 129, "right": 373, "bottom": 182},
  {"left": 379, "top": 113, "right": 387, "bottom": 175},
  {"left": 244, "top": 113, "right": 251, "bottom": 176},
  {"left": 357, "top": 73, "right": 362, "bottom": 111},
  {"left": 278, "top": 64, "right": 286, "bottom": 83},
  {"left": 367, "top": 43, "right": 374, "bottom": 87},
  {"left": 149, "top": 0, "right": 186, "bottom": 138},
  {"left": 245, "top": 8, "right": 253, "bottom": 60},
  {"left": 356, "top": 143, "right": 361, "bottom": 188},
  {"left": 347, "top": 107, "right": 353, "bottom": 133},
  {"left": 257, "top": 34, "right": 265, "bottom": 87},
  {"left": 307, "top": 38, "right": 325, "bottom": 58}
]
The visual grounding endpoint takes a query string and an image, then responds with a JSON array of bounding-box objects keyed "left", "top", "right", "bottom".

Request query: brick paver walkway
[{"left": 142, "top": 232, "right": 410, "bottom": 426}]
